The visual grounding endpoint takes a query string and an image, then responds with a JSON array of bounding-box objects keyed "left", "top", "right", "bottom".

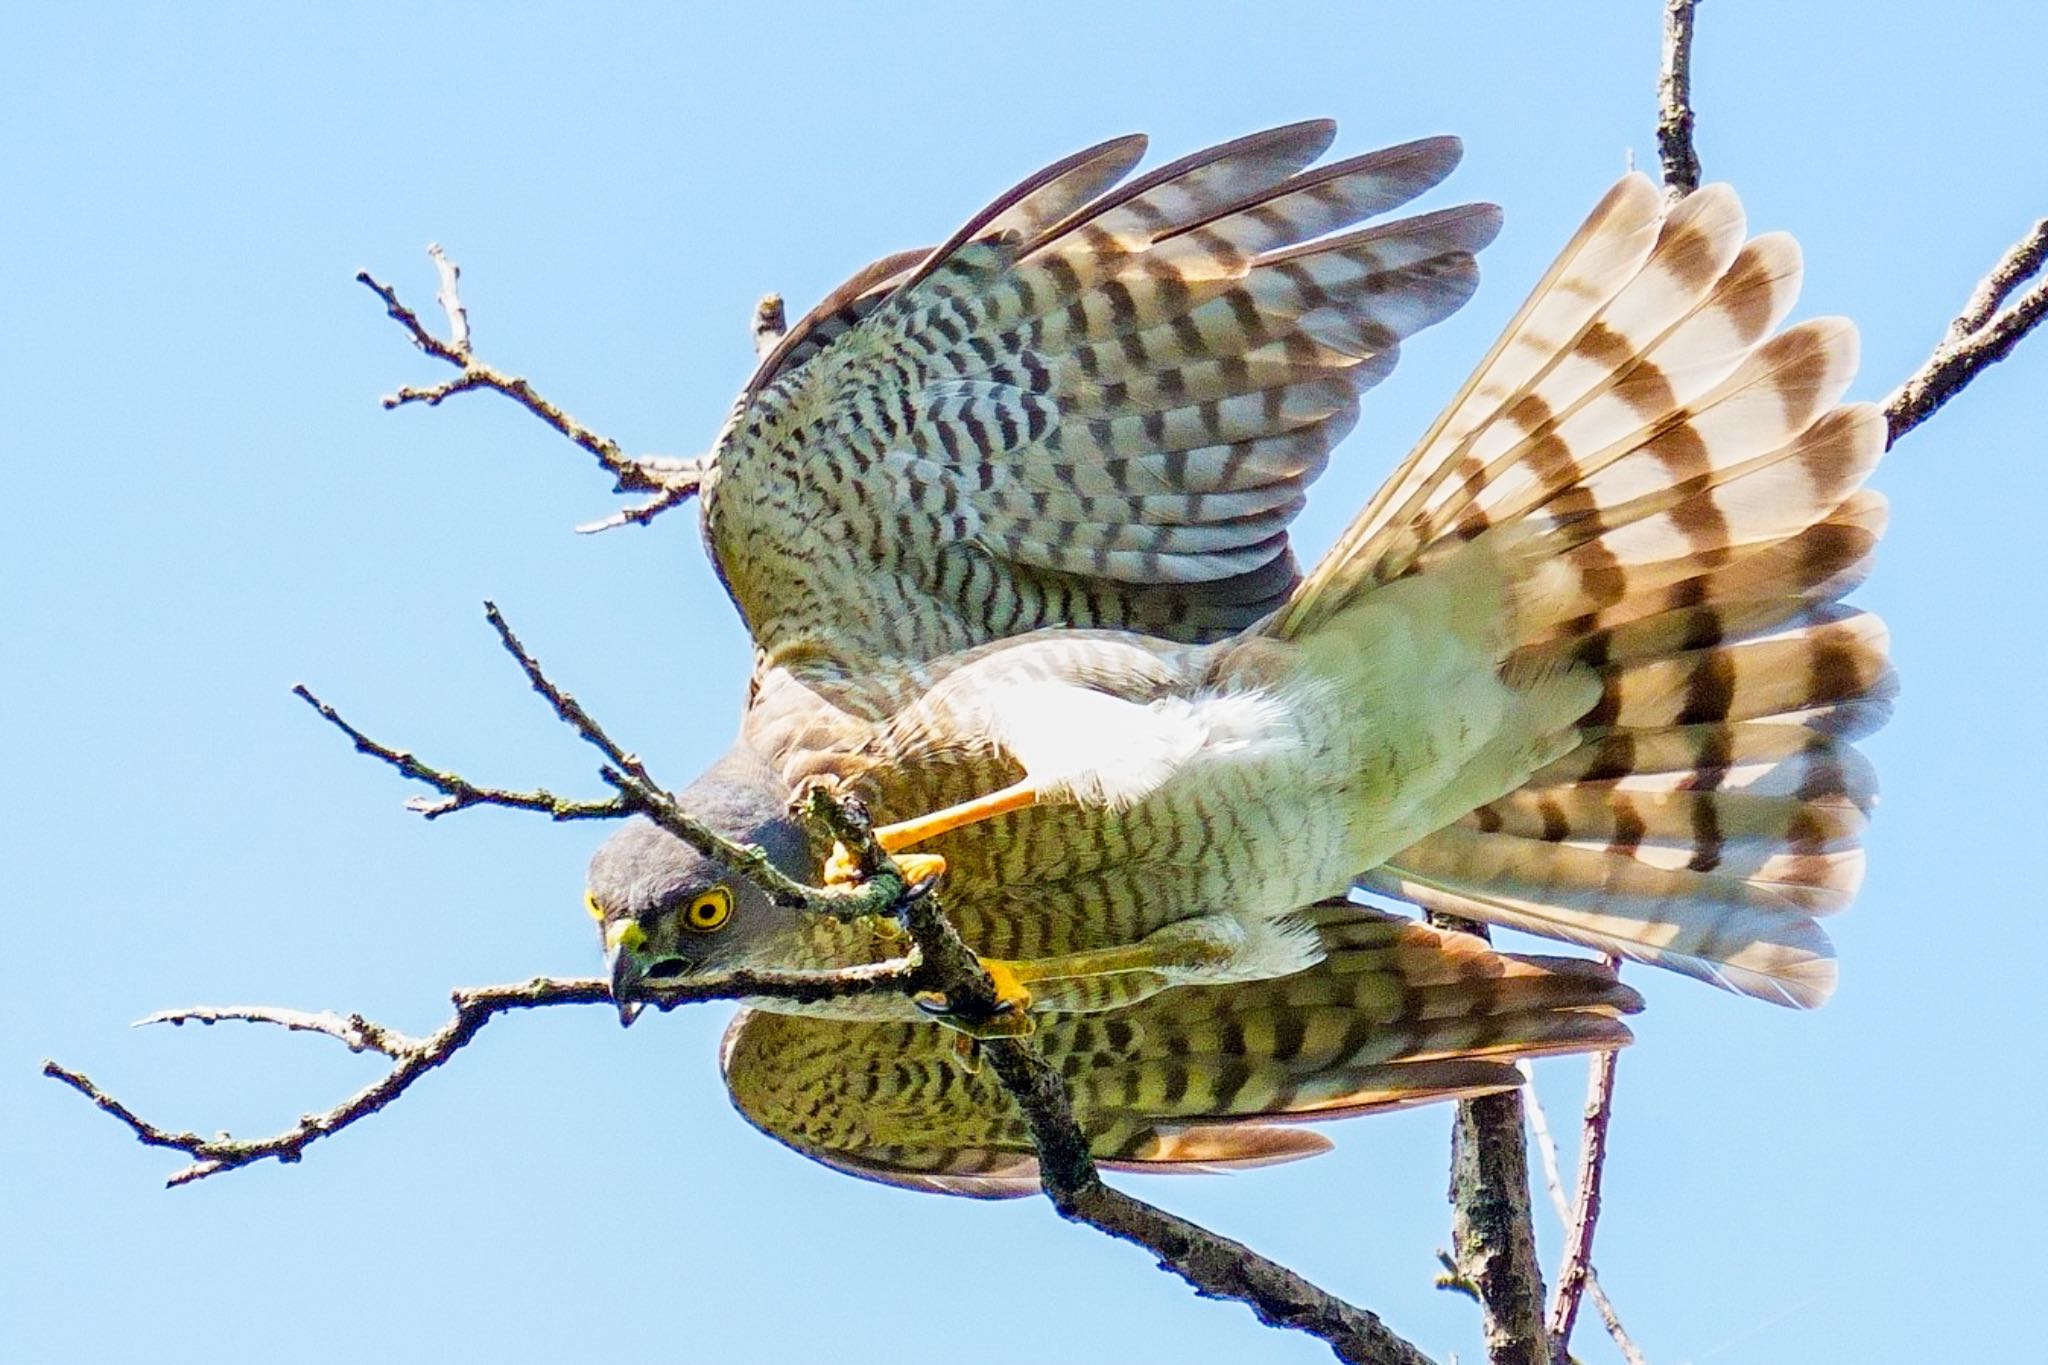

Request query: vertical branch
[
  {"left": 1432, "top": 913, "right": 1550, "bottom": 1364},
  {"left": 752, "top": 292, "right": 788, "bottom": 360},
  {"left": 1447, "top": 1090, "right": 1552, "bottom": 1365},
  {"left": 1523, "top": 1065, "right": 1646, "bottom": 1365},
  {"left": 1656, "top": 0, "right": 1702, "bottom": 196},
  {"left": 1546, "top": 1037, "right": 1621, "bottom": 1358}
]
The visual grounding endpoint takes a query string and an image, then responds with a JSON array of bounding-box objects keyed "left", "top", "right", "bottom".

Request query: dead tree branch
[
  {"left": 1523, "top": 1066, "right": 1647, "bottom": 1365},
  {"left": 42, "top": 962, "right": 932, "bottom": 1188},
  {"left": 1425, "top": 914, "right": 1549, "bottom": 1365},
  {"left": 44, "top": 977, "right": 608, "bottom": 1186},
  {"left": 1547, "top": 1044, "right": 1619, "bottom": 1355},
  {"left": 359, "top": 249, "right": 707, "bottom": 527},
  {"left": 1656, "top": 0, "right": 1701, "bottom": 197},
  {"left": 1446, "top": 1089, "right": 1551, "bottom": 1365},
  {"left": 752, "top": 292, "right": 787, "bottom": 359},
  {"left": 1884, "top": 218, "right": 2048, "bottom": 446}
]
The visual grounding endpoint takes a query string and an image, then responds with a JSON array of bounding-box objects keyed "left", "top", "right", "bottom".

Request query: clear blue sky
[{"left": 6, "top": 4, "right": 2044, "bottom": 1362}]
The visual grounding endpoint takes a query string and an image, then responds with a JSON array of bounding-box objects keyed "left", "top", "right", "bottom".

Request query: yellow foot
[
  {"left": 822, "top": 842, "right": 949, "bottom": 888},
  {"left": 891, "top": 852, "right": 947, "bottom": 887},
  {"left": 914, "top": 958, "right": 1036, "bottom": 1039},
  {"left": 822, "top": 841, "right": 861, "bottom": 887}
]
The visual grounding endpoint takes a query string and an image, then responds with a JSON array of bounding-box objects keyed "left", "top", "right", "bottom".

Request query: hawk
[{"left": 582, "top": 122, "right": 1888, "bottom": 1179}]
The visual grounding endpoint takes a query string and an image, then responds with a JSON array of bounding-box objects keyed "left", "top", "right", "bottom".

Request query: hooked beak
[{"left": 607, "top": 944, "right": 645, "bottom": 1028}]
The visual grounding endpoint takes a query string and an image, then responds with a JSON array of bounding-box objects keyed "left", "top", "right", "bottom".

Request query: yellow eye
[
  {"left": 684, "top": 886, "right": 733, "bottom": 932},
  {"left": 583, "top": 891, "right": 605, "bottom": 923}
]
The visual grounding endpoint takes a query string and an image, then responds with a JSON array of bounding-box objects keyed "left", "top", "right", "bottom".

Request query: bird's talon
[
  {"left": 891, "top": 851, "right": 948, "bottom": 886},
  {"left": 821, "top": 840, "right": 862, "bottom": 887},
  {"left": 912, "top": 960, "right": 1036, "bottom": 1038}
]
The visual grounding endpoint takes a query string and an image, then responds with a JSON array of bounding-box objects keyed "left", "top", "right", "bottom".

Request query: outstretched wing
[
  {"left": 719, "top": 906, "right": 1638, "bottom": 1197},
  {"left": 699, "top": 122, "right": 1498, "bottom": 691}
]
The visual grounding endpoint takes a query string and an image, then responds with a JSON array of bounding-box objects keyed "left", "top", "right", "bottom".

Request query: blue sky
[{"left": 6, "top": 4, "right": 2044, "bottom": 1362}]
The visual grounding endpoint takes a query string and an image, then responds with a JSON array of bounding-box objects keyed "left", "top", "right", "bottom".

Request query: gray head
[{"left": 584, "top": 747, "right": 810, "bottom": 1023}]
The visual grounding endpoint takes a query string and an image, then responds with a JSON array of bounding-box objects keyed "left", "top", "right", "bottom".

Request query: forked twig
[{"left": 1885, "top": 219, "right": 2048, "bottom": 446}]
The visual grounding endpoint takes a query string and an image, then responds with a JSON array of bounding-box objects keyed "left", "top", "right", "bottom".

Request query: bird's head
[{"left": 584, "top": 751, "right": 811, "bottom": 1024}]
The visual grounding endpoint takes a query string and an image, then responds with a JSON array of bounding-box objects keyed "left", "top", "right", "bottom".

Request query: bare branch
[
  {"left": 291, "top": 682, "right": 623, "bottom": 822},
  {"left": 358, "top": 250, "right": 702, "bottom": 518},
  {"left": 978, "top": 1034, "right": 1435, "bottom": 1365},
  {"left": 1547, "top": 1044, "right": 1621, "bottom": 1357},
  {"left": 575, "top": 476, "right": 705, "bottom": 534},
  {"left": 480, "top": 599, "right": 652, "bottom": 783},
  {"left": 1521, "top": 1062, "right": 1646, "bottom": 1365},
  {"left": 1447, "top": 1090, "right": 1551, "bottom": 1365},
  {"left": 47, "top": 959, "right": 928, "bottom": 1188},
  {"left": 46, "top": 977, "right": 608, "bottom": 1185},
  {"left": 137, "top": 1005, "right": 422, "bottom": 1057},
  {"left": 1656, "top": 0, "right": 1702, "bottom": 197},
  {"left": 1885, "top": 219, "right": 2048, "bottom": 446},
  {"left": 752, "top": 292, "right": 787, "bottom": 360},
  {"left": 1428, "top": 914, "right": 1548, "bottom": 1365},
  {"left": 427, "top": 243, "right": 471, "bottom": 357}
]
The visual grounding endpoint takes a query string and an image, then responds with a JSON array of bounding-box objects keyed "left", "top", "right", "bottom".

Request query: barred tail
[{"left": 1281, "top": 176, "right": 1892, "bottom": 1006}]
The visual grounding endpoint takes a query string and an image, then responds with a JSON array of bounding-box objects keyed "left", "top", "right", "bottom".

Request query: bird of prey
[{"left": 588, "top": 122, "right": 1890, "bottom": 1043}]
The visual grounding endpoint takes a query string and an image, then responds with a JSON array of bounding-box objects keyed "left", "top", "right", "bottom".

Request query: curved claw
[{"left": 912, "top": 958, "right": 1036, "bottom": 1039}]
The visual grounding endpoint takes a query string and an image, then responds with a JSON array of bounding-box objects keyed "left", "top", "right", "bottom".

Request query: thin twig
[
  {"left": 575, "top": 476, "right": 705, "bottom": 534},
  {"left": 291, "top": 682, "right": 623, "bottom": 822},
  {"left": 46, "top": 961, "right": 923, "bottom": 1188},
  {"left": 136, "top": 1005, "right": 422, "bottom": 1057},
  {"left": 1547, "top": 1038, "right": 1621, "bottom": 1358},
  {"left": 1884, "top": 219, "right": 2048, "bottom": 446},
  {"left": 752, "top": 292, "right": 787, "bottom": 360},
  {"left": 1521, "top": 1064, "right": 1647, "bottom": 1365},
  {"left": 358, "top": 250, "right": 702, "bottom": 512},
  {"left": 1655, "top": 0, "right": 1702, "bottom": 197},
  {"left": 427, "top": 243, "right": 471, "bottom": 357}
]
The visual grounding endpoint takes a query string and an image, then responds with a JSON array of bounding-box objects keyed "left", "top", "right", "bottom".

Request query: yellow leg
[
  {"left": 872, "top": 780, "right": 1042, "bottom": 852},
  {"left": 820, "top": 779, "right": 1040, "bottom": 887},
  {"left": 913, "top": 920, "right": 1244, "bottom": 1038}
]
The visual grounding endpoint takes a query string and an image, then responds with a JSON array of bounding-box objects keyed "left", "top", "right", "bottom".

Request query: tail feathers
[
  {"left": 1262, "top": 178, "right": 1894, "bottom": 1004},
  {"left": 1363, "top": 856, "right": 1838, "bottom": 1009},
  {"left": 1525, "top": 720, "right": 1878, "bottom": 809},
  {"left": 1525, "top": 488, "right": 1886, "bottom": 650}
]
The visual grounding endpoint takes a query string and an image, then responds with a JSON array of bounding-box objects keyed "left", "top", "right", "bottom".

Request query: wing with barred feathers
[
  {"left": 718, "top": 905, "right": 1638, "bottom": 1197},
  {"left": 700, "top": 123, "right": 1498, "bottom": 682},
  {"left": 1270, "top": 176, "right": 1893, "bottom": 1007}
]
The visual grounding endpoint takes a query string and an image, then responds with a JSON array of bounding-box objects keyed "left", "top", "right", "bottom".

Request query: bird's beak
[{"left": 607, "top": 945, "right": 645, "bottom": 1028}]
